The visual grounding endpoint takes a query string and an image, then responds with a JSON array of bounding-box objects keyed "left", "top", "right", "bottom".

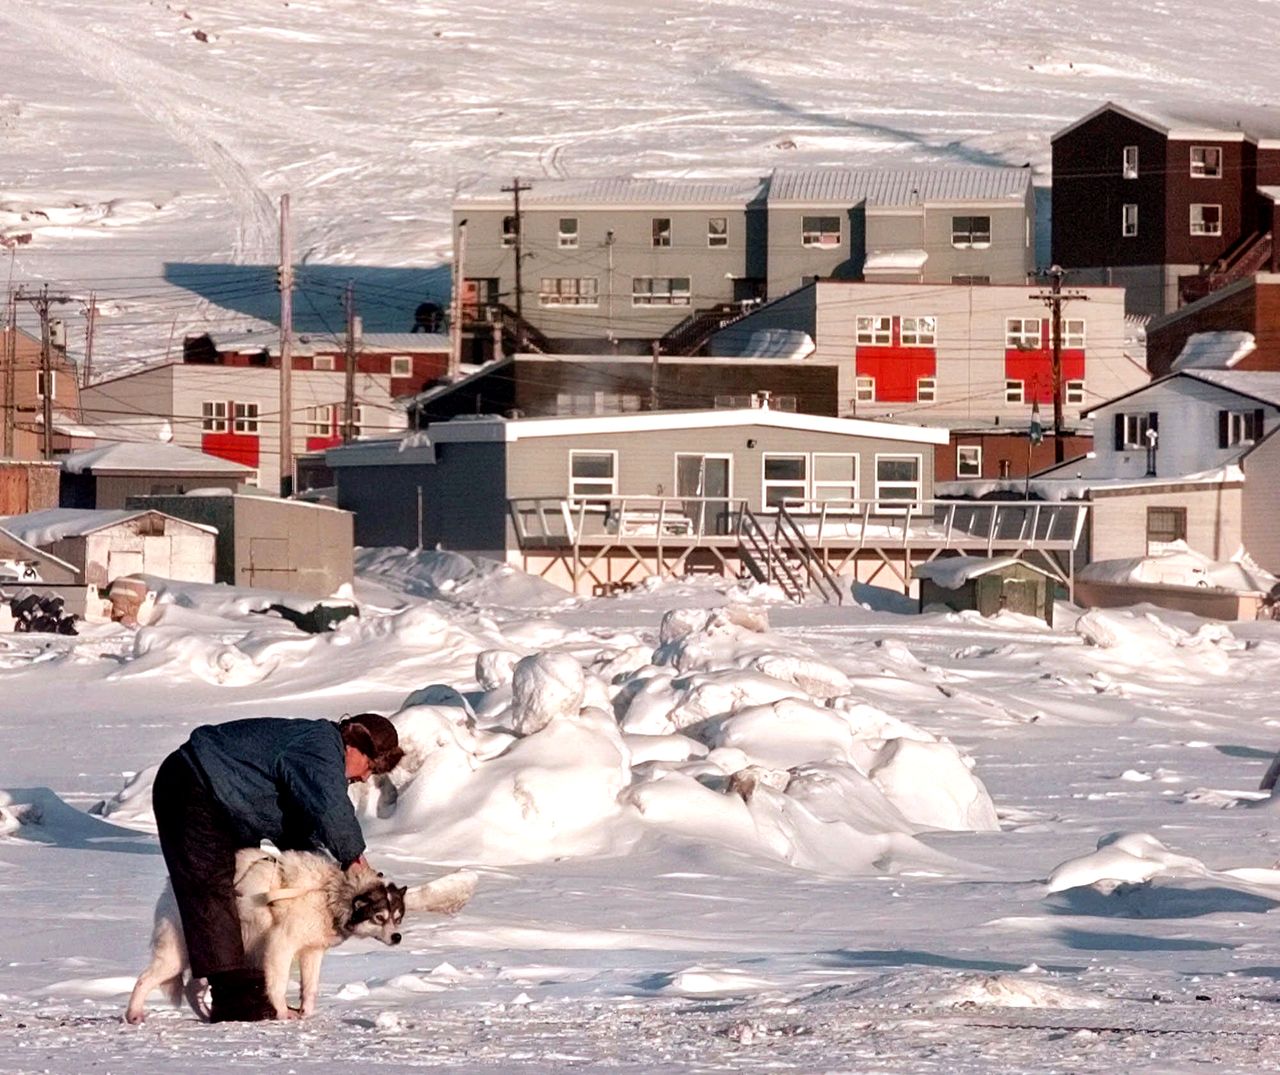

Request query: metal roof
[
  {"left": 456, "top": 175, "right": 768, "bottom": 209},
  {"left": 200, "top": 330, "right": 448, "bottom": 356},
  {"left": 1183, "top": 370, "right": 1280, "bottom": 407},
  {"left": 765, "top": 166, "right": 1032, "bottom": 206},
  {"left": 61, "top": 441, "right": 255, "bottom": 475}
]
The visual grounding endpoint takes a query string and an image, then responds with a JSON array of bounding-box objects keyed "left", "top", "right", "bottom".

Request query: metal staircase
[
  {"left": 658, "top": 303, "right": 752, "bottom": 357},
  {"left": 737, "top": 505, "right": 844, "bottom": 604},
  {"left": 1179, "top": 231, "right": 1275, "bottom": 305}
]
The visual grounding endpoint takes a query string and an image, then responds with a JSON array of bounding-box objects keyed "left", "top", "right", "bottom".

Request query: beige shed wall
[{"left": 1090, "top": 485, "right": 1243, "bottom": 563}]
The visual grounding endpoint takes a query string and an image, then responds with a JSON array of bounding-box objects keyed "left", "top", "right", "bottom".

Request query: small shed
[
  {"left": 127, "top": 491, "right": 353, "bottom": 598},
  {"left": 0, "top": 527, "right": 79, "bottom": 585},
  {"left": 0, "top": 509, "right": 217, "bottom": 587},
  {"left": 914, "top": 555, "right": 1057, "bottom": 624},
  {"left": 60, "top": 442, "right": 255, "bottom": 510}
]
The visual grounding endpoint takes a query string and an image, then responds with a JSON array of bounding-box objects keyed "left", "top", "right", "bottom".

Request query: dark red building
[{"left": 1146, "top": 276, "right": 1280, "bottom": 378}]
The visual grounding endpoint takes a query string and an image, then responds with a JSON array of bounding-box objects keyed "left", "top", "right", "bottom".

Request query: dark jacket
[{"left": 179, "top": 718, "right": 365, "bottom": 867}]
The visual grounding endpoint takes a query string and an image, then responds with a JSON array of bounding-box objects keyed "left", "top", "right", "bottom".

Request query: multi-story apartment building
[
  {"left": 79, "top": 363, "right": 406, "bottom": 493},
  {"left": 0, "top": 326, "right": 88, "bottom": 458},
  {"left": 1052, "top": 102, "right": 1280, "bottom": 317},
  {"left": 453, "top": 165, "right": 1035, "bottom": 352}
]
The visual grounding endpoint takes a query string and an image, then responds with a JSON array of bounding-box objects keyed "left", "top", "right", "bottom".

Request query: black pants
[{"left": 152, "top": 752, "right": 246, "bottom": 979}]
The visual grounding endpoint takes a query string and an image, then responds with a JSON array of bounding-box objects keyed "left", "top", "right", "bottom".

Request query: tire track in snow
[{"left": 0, "top": 2, "right": 277, "bottom": 264}]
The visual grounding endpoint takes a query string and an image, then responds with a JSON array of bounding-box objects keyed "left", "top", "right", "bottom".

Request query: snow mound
[
  {"left": 1047, "top": 832, "right": 1209, "bottom": 893},
  {"left": 1071, "top": 608, "right": 1241, "bottom": 679},
  {"left": 356, "top": 547, "right": 570, "bottom": 609},
  {"left": 936, "top": 973, "right": 1108, "bottom": 1010}
]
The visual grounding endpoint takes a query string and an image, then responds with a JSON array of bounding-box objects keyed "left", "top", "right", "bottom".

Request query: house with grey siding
[
  {"left": 452, "top": 165, "right": 1035, "bottom": 354},
  {"left": 327, "top": 408, "right": 1085, "bottom": 600}
]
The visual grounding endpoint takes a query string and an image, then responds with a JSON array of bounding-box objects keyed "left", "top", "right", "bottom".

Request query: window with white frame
[
  {"left": 632, "top": 276, "right": 692, "bottom": 306},
  {"left": 539, "top": 277, "right": 599, "bottom": 306},
  {"left": 1066, "top": 380, "right": 1085, "bottom": 405},
  {"left": 801, "top": 215, "right": 841, "bottom": 248},
  {"left": 1056, "top": 318, "right": 1086, "bottom": 348},
  {"left": 36, "top": 369, "right": 55, "bottom": 399},
  {"left": 313, "top": 354, "right": 335, "bottom": 371},
  {"left": 916, "top": 377, "right": 937, "bottom": 402},
  {"left": 233, "top": 402, "right": 259, "bottom": 434},
  {"left": 1190, "top": 204, "right": 1222, "bottom": 236},
  {"left": 305, "top": 404, "right": 333, "bottom": 436},
  {"left": 855, "top": 315, "right": 892, "bottom": 345},
  {"left": 390, "top": 355, "right": 412, "bottom": 377},
  {"left": 707, "top": 217, "right": 728, "bottom": 247},
  {"left": 951, "top": 215, "right": 991, "bottom": 248},
  {"left": 201, "top": 400, "right": 228, "bottom": 433},
  {"left": 558, "top": 217, "right": 578, "bottom": 249},
  {"left": 1190, "top": 145, "right": 1222, "bottom": 178},
  {"left": 811, "top": 453, "right": 858, "bottom": 509},
  {"left": 501, "top": 215, "right": 517, "bottom": 246},
  {"left": 900, "top": 316, "right": 937, "bottom": 346},
  {"left": 651, "top": 218, "right": 672, "bottom": 247},
  {"left": 1118, "top": 412, "right": 1153, "bottom": 449},
  {"left": 855, "top": 376, "right": 875, "bottom": 402},
  {"left": 1006, "top": 318, "right": 1042, "bottom": 349},
  {"left": 1122, "top": 203, "right": 1138, "bottom": 237},
  {"left": 1222, "top": 409, "right": 1263, "bottom": 446},
  {"left": 1123, "top": 145, "right": 1139, "bottom": 179},
  {"left": 956, "top": 444, "right": 982, "bottom": 478},
  {"left": 762, "top": 453, "right": 808, "bottom": 510},
  {"left": 1005, "top": 380, "right": 1024, "bottom": 404},
  {"left": 569, "top": 450, "right": 617, "bottom": 499},
  {"left": 874, "top": 455, "right": 922, "bottom": 511}
]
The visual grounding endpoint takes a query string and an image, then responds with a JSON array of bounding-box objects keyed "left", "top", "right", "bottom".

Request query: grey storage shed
[{"left": 915, "top": 555, "right": 1057, "bottom": 624}]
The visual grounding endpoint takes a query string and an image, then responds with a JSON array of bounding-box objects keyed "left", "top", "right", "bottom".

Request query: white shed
[{"left": 0, "top": 509, "right": 217, "bottom": 587}]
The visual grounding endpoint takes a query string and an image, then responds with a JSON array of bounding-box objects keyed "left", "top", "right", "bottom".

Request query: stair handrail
[{"left": 776, "top": 504, "right": 844, "bottom": 605}]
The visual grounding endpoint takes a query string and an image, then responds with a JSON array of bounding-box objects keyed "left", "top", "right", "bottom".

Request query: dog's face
[{"left": 348, "top": 882, "right": 407, "bottom": 946}]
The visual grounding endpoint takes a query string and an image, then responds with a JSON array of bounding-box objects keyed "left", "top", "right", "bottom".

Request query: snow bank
[
  {"left": 1071, "top": 608, "right": 1243, "bottom": 679},
  {"left": 1079, "top": 541, "right": 1277, "bottom": 593},
  {"left": 355, "top": 547, "right": 570, "bottom": 609}
]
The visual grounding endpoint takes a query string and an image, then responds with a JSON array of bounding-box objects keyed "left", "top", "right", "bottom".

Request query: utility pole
[
  {"left": 649, "top": 339, "right": 661, "bottom": 411},
  {"left": 82, "top": 292, "right": 97, "bottom": 388},
  {"left": 1031, "top": 265, "right": 1088, "bottom": 464},
  {"left": 2, "top": 289, "right": 15, "bottom": 457},
  {"left": 342, "top": 282, "right": 360, "bottom": 444},
  {"left": 18, "top": 285, "right": 71, "bottom": 460},
  {"left": 501, "top": 176, "right": 532, "bottom": 333},
  {"left": 277, "top": 194, "right": 295, "bottom": 496},
  {"left": 448, "top": 218, "right": 467, "bottom": 378}
]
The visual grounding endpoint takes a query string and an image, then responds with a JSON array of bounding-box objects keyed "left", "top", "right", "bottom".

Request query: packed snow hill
[{"left": 4, "top": 549, "right": 1280, "bottom": 1071}]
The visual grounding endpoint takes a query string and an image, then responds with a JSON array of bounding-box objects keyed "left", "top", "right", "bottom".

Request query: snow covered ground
[
  {"left": 3, "top": 0, "right": 1280, "bottom": 366},
  {"left": 5, "top": 551, "right": 1280, "bottom": 1071}
]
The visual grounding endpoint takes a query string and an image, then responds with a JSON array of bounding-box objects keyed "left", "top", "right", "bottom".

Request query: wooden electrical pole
[
  {"left": 342, "top": 281, "right": 359, "bottom": 444},
  {"left": 17, "top": 285, "right": 71, "bottom": 461},
  {"left": 501, "top": 177, "right": 531, "bottom": 331},
  {"left": 448, "top": 218, "right": 467, "bottom": 379},
  {"left": 82, "top": 292, "right": 97, "bottom": 388},
  {"left": 1031, "top": 265, "right": 1088, "bottom": 465},
  {"left": 277, "top": 194, "right": 295, "bottom": 495},
  {"left": 2, "top": 289, "right": 15, "bottom": 457},
  {"left": 649, "top": 339, "right": 661, "bottom": 411}
]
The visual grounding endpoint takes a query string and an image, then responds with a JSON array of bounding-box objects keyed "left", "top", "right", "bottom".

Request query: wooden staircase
[
  {"left": 737, "top": 505, "right": 844, "bottom": 604},
  {"left": 1179, "top": 231, "right": 1274, "bottom": 305}
]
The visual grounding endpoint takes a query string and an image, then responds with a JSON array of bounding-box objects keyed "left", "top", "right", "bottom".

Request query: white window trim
[
  {"left": 916, "top": 377, "right": 937, "bottom": 402},
  {"left": 1123, "top": 145, "right": 1139, "bottom": 179},
  {"left": 233, "top": 401, "right": 259, "bottom": 434},
  {"left": 569, "top": 449, "right": 618, "bottom": 500},
  {"left": 36, "top": 369, "right": 55, "bottom": 399},
  {"left": 707, "top": 217, "right": 728, "bottom": 247},
  {"left": 761, "top": 452, "right": 809, "bottom": 512},
  {"left": 313, "top": 354, "right": 336, "bottom": 371},
  {"left": 558, "top": 217, "right": 579, "bottom": 249},
  {"left": 305, "top": 404, "right": 334, "bottom": 436},
  {"left": 800, "top": 216, "right": 842, "bottom": 248},
  {"left": 951, "top": 215, "right": 991, "bottom": 249},
  {"left": 539, "top": 277, "right": 600, "bottom": 307},
  {"left": 1005, "top": 380, "right": 1024, "bottom": 404},
  {"left": 1190, "top": 203, "right": 1222, "bottom": 236},
  {"left": 1057, "top": 319, "right": 1086, "bottom": 349},
  {"left": 1122, "top": 203, "right": 1138, "bottom": 237},
  {"left": 811, "top": 452, "right": 859, "bottom": 511},
  {"left": 855, "top": 376, "right": 875, "bottom": 403},
  {"left": 651, "top": 217, "right": 672, "bottom": 248},
  {"left": 1190, "top": 145, "right": 1222, "bottom": 178},
  {"left": 873, "top": 453, "right": 923, "bottom": 514},
  {"left": 956, "top": 444, "right": 982, "bottom": 479},
  {"left": 390, "top": 355, "right": 412, "bottom": 377},
  {"left": 900, "top": 316, "right": 937, "bottom": 347},
  {"left": 201, "top": 399, "right": 228, "bottom": 433},
  {"left": 1120, "top": 412, "right": 1151, "bottom": 450},
  {"left": 631, "top": 276, "right": 692, "bottom": 307},
  {"left": 855, "top": 315, "right": 892, "bottom": 346},
  {"left": 1226, "top": 411, "right": 1260, "bottom": 446},
  {"left": 673, "top": 452, "right": 734, "bottom": 500},
  {"left": 501, "top": 216, "right": 517, "bottom": 247},
  {"left": 1005, "top": 318, "right": 1042, "bottom": 350},
  {"left": 1066, "top": 380, "right": 1085, "bottom": 406}
]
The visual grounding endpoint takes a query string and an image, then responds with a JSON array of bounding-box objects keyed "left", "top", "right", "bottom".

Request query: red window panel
[
  {"left": 1004, "top": 320, "right": 1085, "bottom": 405},
  {"left": 854, "top": 317, "right": 937, "bottom": 403},
  {"left": 201, "top": 432, "right": 260, "bottom": 468}
]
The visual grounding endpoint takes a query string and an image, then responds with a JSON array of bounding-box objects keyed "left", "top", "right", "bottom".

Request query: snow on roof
[
  {"left": 456, "top": 175, "right": 769, "bottom": 209},
  {"left": 0, "top": 527, "right": 79, "bottom": 574},
  {"left": 0, "top": 508, "right": 216, "bottom": 546},
  {"left": 1079, "top": 541, "right": 1277, "bottom": 594},
  {"left": 1171, "top": 331, "right": 1256, "bottom": 370},
  {"left": 766, "top": 165, "right": 1031, "bottom": 206},
  {"left": 1051, "top": 101, "right": 1265, "bottom": 143},
  {"left": 1183, "top": 369, "right": 1280, "bottom": 407},
  {"left": 863, "top": 249, "right": 929, "bottom": 271},
  {"left": 714, "top": 329, "right": 816, "bottom": 360},
  {"left": 61, "top": 441, "right": 255, "bottom": 475},
  {"left": 198, "top": 329, "right": 449, "bottom": 355},
  {"left": 913, "top": 555, "right": 1052, "bottom": 589}
]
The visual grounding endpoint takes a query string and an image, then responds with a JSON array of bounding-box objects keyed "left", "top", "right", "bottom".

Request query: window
[
  {"left": 707, "top": 217, "right": 728, "bottom": 247},
  {"left": 390, "top": 356, "right": 412, "bottom": 378},
  {"left": 305, "top": 404, "right": 333, "bottom": 435},
  {"left": 855, "top": 376, "right": 876, "bottom": 403},
  {"left": 1123, "top": 145, "right": 1139, "bottom": 179},
  {"left": 1115, "top": 411, "right": 1156, "bottom": 450},
  {"left": 1066, "top": 380, "right": 1085, "bottom": 405},
  {"left": 1005, "top": 380, "right": 1024, "bottom": 404},
  {"left": 557, "top": 392, "right": 641, "bottom": 415},
  {"left": 539, "top": 277, "right": 599, "bottom": 306},
  {"left": 951, "top": 274, "right": 990, "bottom": 286},
  {"left": 1147, "top": 506, "right": 1187, "bottom": 548},
  {"left": 1006, "top": 318, "right": 1042, "bottom": 349},
  {"left": 201, "top": 400, "right": 228, "bottom": 433},
  {"left": 812, "top": 453, "right": 858, "bottom": 508},
  {"left": 1057, "top": 319, "right": 1086, "bottom": 348},
  {"left": 951, "top": 215, "right": 991, "bottom": 248},
  {"left": 1219, "top": 408, "right": 1264, "bottom": 447},
  {"left": 1122, "top": 203, "right": 1138, "bottom": 237},
  {"left": 569, "top": 450, "right": 617, "bottom": 499},
  {"left": 501, "top": 215, "right": 517, "bottom": 246},
  {"left": 1190, "top": 204, "right": 1222, "bottom": 236},
  {"left": 916, "top": 377, "right": 936, "bottom": 402},
  {"left": 714, "top": 394, "right": 752, "bottom": 409},
  {"left": 855, "top": 315, "right": 892, "bottom": 346},
  {"left": 36, "top": 369, "right": 55, "bottom": 399},
  {"left": 558, "top": 217, "right": 578, "bottom": 249},
  {"left": 801, "top": 215, "right": 841, "bottom": 248},
  {"left": 313, "top": 354, "right": 335, "bottom": 371},
  {"left": 875, "top": 455, "right": 922, "bottom": 511},
  {"left": 651, "top": 217, "right": 672, "bottom": 247},
  {"left": 900, "top": 316, "right": 936, "bottom": 346},
  {"left": 233, "top": 402, "right": 259, "bottom": 434},
  {"left": 632, "top": 276, "right": 692, "bottom": 306},
  {"left": 956, "top": 445, "right": 982, "bottom": 478},
  {"left": 1190, "top": 146, "right": 1222, "bottom": 178},
  {"left": 762, "top": 454, "right": 808, "bottom": 510}
]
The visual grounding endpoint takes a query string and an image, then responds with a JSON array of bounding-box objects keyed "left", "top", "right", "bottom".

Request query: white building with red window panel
[{"left": 79, "top": 362, "right": 406, "bottom": 494}]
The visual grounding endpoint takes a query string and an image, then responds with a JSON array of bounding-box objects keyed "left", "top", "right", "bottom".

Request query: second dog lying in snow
[{"left": 126, "top": 849, "right": 476, "bottom": 1023}]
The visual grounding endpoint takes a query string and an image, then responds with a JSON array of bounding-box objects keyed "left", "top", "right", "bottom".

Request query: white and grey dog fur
[{"left": 126, "top": 849, "right": 476, "bottom": 1023}]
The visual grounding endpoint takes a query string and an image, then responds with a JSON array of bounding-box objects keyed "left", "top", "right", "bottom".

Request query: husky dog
[{"left": 126, "top": 849, "right": 476, "bottom": 1023}]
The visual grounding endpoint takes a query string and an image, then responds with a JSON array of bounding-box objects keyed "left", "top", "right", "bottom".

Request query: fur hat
[{"left": 339, "top": 713, "right": 404, "bottom": 774}]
